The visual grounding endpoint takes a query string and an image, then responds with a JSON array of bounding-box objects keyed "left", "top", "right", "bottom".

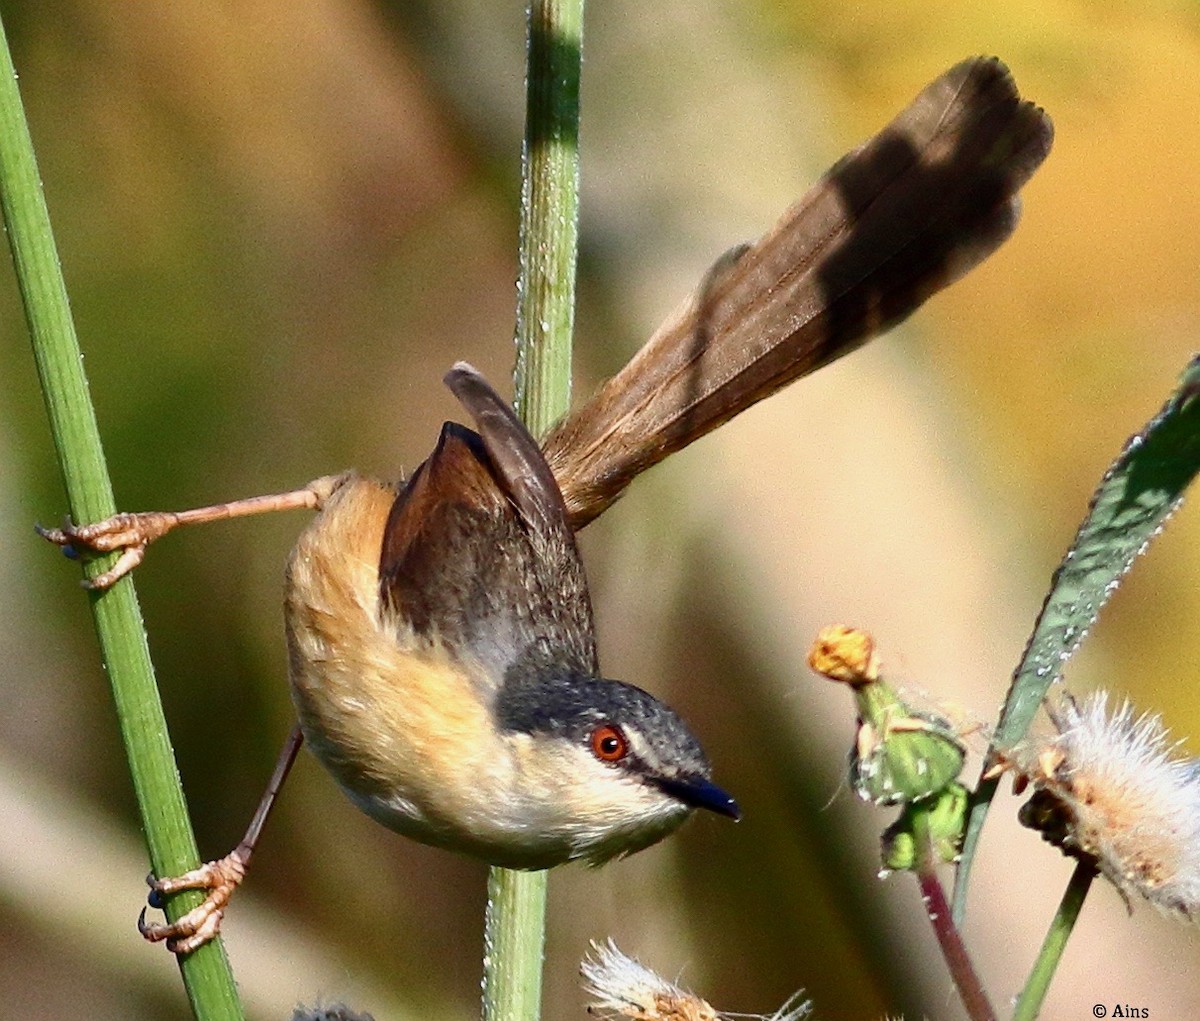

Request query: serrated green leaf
[{"left": 953, "top": 354, "right": 1200, "bottom": 922}]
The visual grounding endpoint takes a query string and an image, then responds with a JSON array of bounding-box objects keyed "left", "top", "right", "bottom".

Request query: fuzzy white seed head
[
  {"left": 582, "top": 940, "right": 717, "bottom": 1021},
  {"left": 1016, "top": 690, "right": 1200, "bottom": 919},
  {"left": 581, "top": 941, "right": 810, "bottom": 1021}
]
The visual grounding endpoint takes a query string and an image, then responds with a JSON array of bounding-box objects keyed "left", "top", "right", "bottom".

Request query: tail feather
[{"left": 544, "top": 57, "right": 1052, "bottom": 529}]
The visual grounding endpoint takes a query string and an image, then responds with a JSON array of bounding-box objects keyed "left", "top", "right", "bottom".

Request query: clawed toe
[
  {"left": 36, "top": 512, "right": 177, "bottom": 588},
  {"left": 38, "top": 512, "right": 148, "bottom": 550},
  {"left": 139, "top": 852, "right": 247, "bottom": 955},
  {"left": 138, "top": 901, "right": 227, "bottom": 956}
]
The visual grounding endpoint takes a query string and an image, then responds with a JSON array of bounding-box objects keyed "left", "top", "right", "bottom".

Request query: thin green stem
[
  {"left": 511, "top": 0, "right": 583, "bottom": 435},
  {"left": 484, "top": 3, "right": 583, "bottom": 1021},
  {"left": 483, "top": 868, "right": 551, "bottom": 1021},
  {"left": 0, "top": 14, "right": 242, "bottom": 1020},
  {"left": 914, "top": 813, "right": 995, "bottom": 1021},
  {"left": 1011, "top": 861, "right": 1096, "bottom": 1021}
]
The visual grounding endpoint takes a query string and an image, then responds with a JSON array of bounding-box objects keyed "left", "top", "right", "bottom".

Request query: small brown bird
[
  {"left": 287, "top": 364, "right": 738, "bottom": 869},
  {"left": 41, "top": 57, "right": 1051, "bottom": 954}
]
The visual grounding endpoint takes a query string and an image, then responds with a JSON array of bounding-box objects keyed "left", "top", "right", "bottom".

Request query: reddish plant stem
[{"left": 916, "top": 818, "right": 996, "bottom": 1021}]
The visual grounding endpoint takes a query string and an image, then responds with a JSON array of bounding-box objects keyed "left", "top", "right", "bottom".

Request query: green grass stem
[
  {"left": 0, "top": 13, "right": 243, "bottom": 1019},
  {"left": 483, "top": 3, "right": 583, "bottom": 1021},
  {"left": 1010, "top": 862, "right": 1095, "bottom": 1021}
]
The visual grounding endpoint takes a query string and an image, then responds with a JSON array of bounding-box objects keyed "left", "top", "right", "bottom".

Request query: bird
[
  {"left": 40, "top": 56, "right": 1052, "bottom": 954},
  {"left": 55, "top": 362, "right": 739, "bottom": 954},
  {"left": 286, "top": 363, "right": 738, "bottom": 872}
]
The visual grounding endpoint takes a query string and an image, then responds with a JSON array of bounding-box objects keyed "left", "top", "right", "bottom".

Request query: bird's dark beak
[{"left": 658, "top": 774, "right": 740, "bottom": 820}]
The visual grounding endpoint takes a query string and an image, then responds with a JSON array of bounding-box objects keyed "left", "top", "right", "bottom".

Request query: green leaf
[{"left": 953, "top": 355, "right": 1200, "bottom": 921}]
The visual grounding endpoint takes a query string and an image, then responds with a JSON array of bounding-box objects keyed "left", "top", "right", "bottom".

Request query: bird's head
[{"left": 492, "top": 669, "right": 739, "bottom": 867}]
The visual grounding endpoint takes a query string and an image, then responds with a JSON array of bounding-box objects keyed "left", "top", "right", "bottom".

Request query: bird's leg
[
  {"left": 139, "top": 723, "right": 305, "bottom": 954},
  {"left": 37, "top": 474, "right": 347, "bottom": 589}
]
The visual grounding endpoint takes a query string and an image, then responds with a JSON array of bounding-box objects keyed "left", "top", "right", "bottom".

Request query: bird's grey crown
[{"left": 495, "top": 658, "right": 712, "bottom": 781}]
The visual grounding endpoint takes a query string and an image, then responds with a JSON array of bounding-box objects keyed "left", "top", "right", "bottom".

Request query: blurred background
[{"left": 3, "top": 1, "right": 1200, "bottom": 1019}]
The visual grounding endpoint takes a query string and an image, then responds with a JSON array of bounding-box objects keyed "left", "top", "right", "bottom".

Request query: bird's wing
[{"left": 377, "top": 366, "right": 598, "bottom": 688}]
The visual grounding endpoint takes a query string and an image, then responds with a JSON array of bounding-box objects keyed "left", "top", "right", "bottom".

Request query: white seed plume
[
  {"left": 581, "top": 941, "right": 810, "bottom": 1021},
  {"left": 1018, "top": 690, "right": 1200, "bottom": 919}
]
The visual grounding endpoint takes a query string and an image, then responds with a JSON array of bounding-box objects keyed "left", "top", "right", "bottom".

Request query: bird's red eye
[{"left": 590, "top": 724, "right": 628, "bottom": 762}]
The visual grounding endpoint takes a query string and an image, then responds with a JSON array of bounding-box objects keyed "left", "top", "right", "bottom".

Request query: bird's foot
[
  {"left": 36, "top": 511, "right": 180, "bottom": 589},
  {"left": 138, "top": 849, "right": 248, "bottom": 955}
]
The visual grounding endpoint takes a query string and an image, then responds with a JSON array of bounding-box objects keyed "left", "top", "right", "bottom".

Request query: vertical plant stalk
[
  {"left": 913, "top": 816, "right": 995, "bottom": 1021},
  {"left": 484, "top": 3, "right": 583, "bottom": 1021},
  {"left": 0, "top": 14, "right": 243, "bottom": 1021},
  {"left": 511, "top": 0, "right": 582, "bottom": 435},
  {"left": 484, "top": 867, "right": 551, "bottom": 1021},
  {"left": 1010, "top": 861, "right": 1095, "bottom": 1021}
]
